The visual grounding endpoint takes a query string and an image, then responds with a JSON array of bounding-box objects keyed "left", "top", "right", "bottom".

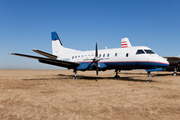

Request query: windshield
[
  {"left": 144, "top": 49, "right": 155, "bottom": 54},
  {"left": 136, "top": 49, "right": 145, "bottom": 54}
]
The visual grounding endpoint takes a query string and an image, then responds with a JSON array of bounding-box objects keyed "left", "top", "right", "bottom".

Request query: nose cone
[{"left": 159, "top": 57, "right": 169, "bottom": 67}]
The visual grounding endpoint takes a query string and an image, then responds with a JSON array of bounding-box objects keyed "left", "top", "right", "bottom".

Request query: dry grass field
[{"left": 0, "top": 69, "right": 180, "bottom": 120}]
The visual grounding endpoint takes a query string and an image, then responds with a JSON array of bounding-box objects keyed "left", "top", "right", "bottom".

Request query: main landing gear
[{"left": 114, "top": 69, "right": 120, "bottom": 78}]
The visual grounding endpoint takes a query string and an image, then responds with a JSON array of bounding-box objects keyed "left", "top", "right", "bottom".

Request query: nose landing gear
[
  {"left": 147, "top": 72, "right": 152, "bottom": 82},
  {"left": 73, "top": 70, "right": 78, "bottom": 79}
]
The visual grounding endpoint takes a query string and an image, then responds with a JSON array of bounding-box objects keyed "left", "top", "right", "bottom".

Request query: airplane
[
  {"left": 162, "top": 56, "right": 180, "bottom": 76},
  {"left": 9, "top": 32, "right": 169, "bottom": 82},
  {"left": 121, "top": 38, "right": 180, "bottom": 76}
]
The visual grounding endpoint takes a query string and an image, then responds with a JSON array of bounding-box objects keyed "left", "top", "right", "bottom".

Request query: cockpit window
[
  {"left": 144, "top": 49, "right": 155, "bottom": 54},
  {"left": 136, "top": 49, "right": 145, "bottom": 54}
]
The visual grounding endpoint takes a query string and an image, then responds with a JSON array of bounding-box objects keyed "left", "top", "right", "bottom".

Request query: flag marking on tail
[{"left": 121, "top": 38, "right": 132, "bottom": 48}]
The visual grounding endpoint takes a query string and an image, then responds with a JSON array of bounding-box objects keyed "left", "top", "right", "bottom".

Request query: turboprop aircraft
[
  {"left": 121, "top": 38, "right": 179, "bottom": 76},
  {"left": 10, "top": 32, "right": 169, "bottom": 82},
  {"left": 161, "top": 56, "right": 180, "bottom": 76}
]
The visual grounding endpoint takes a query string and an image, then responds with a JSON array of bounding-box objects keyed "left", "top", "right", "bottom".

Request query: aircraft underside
[{"left": 75, "top": 61, "right": 169, "bottom": 71}]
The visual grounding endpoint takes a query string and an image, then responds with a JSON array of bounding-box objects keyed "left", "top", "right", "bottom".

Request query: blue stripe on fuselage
[{"left": 75, "top": 61, "right": 169, "bottom": 70}]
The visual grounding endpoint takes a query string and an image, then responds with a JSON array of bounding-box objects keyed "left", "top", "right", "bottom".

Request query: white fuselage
[{"left": 57, "top": 46, "right": 169, "bottom": 70}]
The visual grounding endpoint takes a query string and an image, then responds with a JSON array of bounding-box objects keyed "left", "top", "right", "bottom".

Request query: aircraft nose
[{"left": 159, "top": 58, "right": 169, "bottom": 67}]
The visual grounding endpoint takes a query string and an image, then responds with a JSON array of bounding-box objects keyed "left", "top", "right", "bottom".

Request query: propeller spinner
[
  {"left": 84, "top": 43, "right": 108, "bottom": 75},
  {"left": 85, "top": 43, "right": 100, "bottom": 75}
]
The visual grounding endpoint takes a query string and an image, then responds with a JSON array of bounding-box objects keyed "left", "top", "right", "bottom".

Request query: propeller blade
[
  {"left": 95, "top": 42, "right": 98, "bottom": 57},
  {"left": 95, "top": 43, "right": 99, "bottom": 75},
  {"left": 95, "top": 62, "right": 98, "bottom": 75},
  {"left": 85, "top": 61, "right": 94, "bottom": 70}
]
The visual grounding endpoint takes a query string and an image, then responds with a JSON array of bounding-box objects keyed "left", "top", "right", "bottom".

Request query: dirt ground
[{"left": 0, "top": 69, "right": 180, "bottom": 120}]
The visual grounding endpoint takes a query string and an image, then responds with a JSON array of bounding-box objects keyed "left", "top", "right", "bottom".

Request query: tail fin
[
  {"left": 51, "top": 32, "right": 64, "bottom": 56},
  {"left": 121, "top": 38, "right": 132, "bottom": 48}
]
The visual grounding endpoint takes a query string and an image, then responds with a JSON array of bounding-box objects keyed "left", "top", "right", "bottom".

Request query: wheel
[{"left": 173, "top": 72, "right": 177, "bottom": 76}]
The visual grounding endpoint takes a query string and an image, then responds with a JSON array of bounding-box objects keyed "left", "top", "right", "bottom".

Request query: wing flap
[{"left": 9, "top": 53, "right": 79, "bottom": 69}]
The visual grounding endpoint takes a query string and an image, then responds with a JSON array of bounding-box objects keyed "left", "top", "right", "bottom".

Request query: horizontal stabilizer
[
  {"left": 9, "top": 53, "right": 79, "bottom": 69},
  {"left": 33, "top": 49, "right": 57, "bottom": 59}
]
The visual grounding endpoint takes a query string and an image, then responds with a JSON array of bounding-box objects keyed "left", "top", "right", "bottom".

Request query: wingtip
[
  {"left": 32, "top": 49, "right": 37, "bottom": 51},
  {"left": 9, "top": 52, "right": 15, "bottom": 55}
]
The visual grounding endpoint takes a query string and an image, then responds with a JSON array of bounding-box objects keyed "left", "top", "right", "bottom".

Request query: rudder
[{"left": 51, "top": 31, "right": 63, "bottom": 56}]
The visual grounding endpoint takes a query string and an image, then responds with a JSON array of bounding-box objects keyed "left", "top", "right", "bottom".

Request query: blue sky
[{"left": 0, "top": 0, "right": 180, "bottom": 69}]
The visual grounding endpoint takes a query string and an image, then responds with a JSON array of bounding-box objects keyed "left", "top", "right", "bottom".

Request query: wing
[
  {"left": 32, "top": 49, "right": 57, "bottom": 59},
  {"left": 163, "top": 56, "right": 180, "bottom": 60},
  {"left": 163, "top": 56, "right": 180, "bottom": 66},
  {"left": 9, "top": 53, "right": 79, "bottom": 69}
]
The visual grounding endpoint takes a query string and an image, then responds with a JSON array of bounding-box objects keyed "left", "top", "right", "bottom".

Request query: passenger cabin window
[
  {"left": 103, "top": 54, "right": 105, "bottom": 57},
  {"left": 99, "top": 54, "right": 101, "bottom": 57},
  {"left": 75, "top": 56, "right": 77, "bottom": 58},
  {"left": 126, "top": 53, "right": 129, "bottom": 57},
  {"left": 72, "top": 56, "right": 74, "bottom": 59},
  {"left": 144, "top": 49, "right": 155, "bottom": 54},
  {"left": 136, "top": 50, "right": 145, "bottom": 54},
  {"left": 115, "top": 53, "right": 117, "bottom": 57},
  {"left": 107, "top": 54, "right": 109, "bottom": 57}
]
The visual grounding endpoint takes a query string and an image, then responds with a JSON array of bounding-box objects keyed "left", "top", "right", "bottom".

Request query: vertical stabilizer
[
  {"left": 51, "top": 32, "right": 63, "bottom": 56},
  {"left": 121, "top": 38, "right": 132, "bottom": 48}
]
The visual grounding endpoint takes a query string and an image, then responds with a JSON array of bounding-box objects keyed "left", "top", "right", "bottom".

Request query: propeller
[
  {"left": 84, "top": 43, "right": 100, "bottom": 75},
  {"left": 95, "top": 43, "right": 99, "bottom": 75},
  {"left": 84, "top": 43, "right": 108, "bottom": 75}
]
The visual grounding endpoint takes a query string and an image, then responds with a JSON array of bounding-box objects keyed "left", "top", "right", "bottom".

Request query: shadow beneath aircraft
[
  {"left": 57, "top": 74, "right": 150, "bottom": 82},
  {"left": 152, "top": 73, "right": 178, "bottom": 77},
  {"left": 23, "top": 73, "right": 165, "bottom": 82},
  {"left": 58, "top": 74, "right": 67, "bottom": 76},
  {"left": 121, "top": 72, "right": 147, "bottom": 75},
  {"left": 23, "top": 78, "right": 64, "bottom": 81},
  {"left": 122, "top": 71, "right": 179, "bottom": 77}
]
